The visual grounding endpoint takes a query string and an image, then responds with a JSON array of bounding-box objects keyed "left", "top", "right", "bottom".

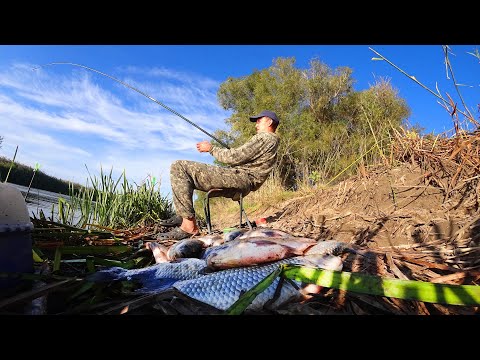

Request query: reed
[
  {"left": 56, "top": 166, "right": 174, "bottom": 229},
  {"left": 4, "top": 145, "right": 18, "bottom": 183}
]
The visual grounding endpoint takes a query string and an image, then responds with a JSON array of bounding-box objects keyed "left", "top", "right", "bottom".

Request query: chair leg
[
  {"left": 239, "top": 193, "right": 243, "bottom": 227},
  {"left": 239, "top": 193, "right": 253, "bottom": 230},
  {"left": 204, "top": 191, "right": 212, "bottom": 234},
  {"left": 204, "top": 189, "right": 252, "bottom": 234}
]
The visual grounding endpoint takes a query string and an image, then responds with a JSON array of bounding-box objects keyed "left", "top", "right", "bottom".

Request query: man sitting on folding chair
[{"left": 156, "top": 110, "right": 280, "bottom": 240}]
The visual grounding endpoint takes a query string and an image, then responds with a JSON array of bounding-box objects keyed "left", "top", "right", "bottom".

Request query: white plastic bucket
[{"left": 0, "top": 183, "right": 34, "bottom": 289}]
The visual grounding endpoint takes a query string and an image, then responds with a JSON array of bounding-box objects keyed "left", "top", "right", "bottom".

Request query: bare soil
[{"left": 212, "top": 162, "right": 480, "bottom": 251}]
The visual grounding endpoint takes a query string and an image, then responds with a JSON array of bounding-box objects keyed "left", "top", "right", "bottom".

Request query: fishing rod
[{"left": 32, "top": 62, "right": 230, "bottom": 149}]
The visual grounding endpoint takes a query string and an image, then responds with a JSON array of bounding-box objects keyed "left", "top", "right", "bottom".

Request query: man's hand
[{"left": 196, "top": 140, "right": 212, "bottom": 153}]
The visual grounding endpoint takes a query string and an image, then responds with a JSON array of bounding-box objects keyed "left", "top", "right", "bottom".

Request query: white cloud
[
  {"left": 0, "top": 61, "right": 232, "bottom": 195},
  {"left": 120, "top": 65, "right": 220, "bottom": 89}
]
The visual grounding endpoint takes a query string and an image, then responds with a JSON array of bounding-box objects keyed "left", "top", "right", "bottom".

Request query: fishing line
[{"left": 32, "top": 62, "right": 230, "bottom": 148}]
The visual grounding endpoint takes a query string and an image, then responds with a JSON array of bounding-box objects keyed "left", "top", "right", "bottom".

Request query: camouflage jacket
[{"left": 209, "top": 132, "right": 280, "bottom": 191}]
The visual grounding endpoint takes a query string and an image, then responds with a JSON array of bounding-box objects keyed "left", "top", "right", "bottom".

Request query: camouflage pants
[{"left": 170, "top": 160, "right": 252, "bottom": 219}]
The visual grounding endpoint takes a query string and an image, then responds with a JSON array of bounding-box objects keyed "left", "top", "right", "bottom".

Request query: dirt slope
[{"left": 213, "top": 163, "right": 478, "bottom": 250}]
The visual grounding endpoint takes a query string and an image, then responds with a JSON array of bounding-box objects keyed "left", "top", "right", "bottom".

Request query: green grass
[{"left": 55, "top": 166, "right": 174, "bottom": 229}]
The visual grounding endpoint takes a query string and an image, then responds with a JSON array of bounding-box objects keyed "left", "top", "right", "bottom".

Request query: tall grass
[
  {"left": 56, "top": 167, "right": 174, "bottom": 229},
  {"left": 203, "top": 172, "right": 300, "bottom": 222},
  {"left": 370, "top": 46, "right": 479, "bottom": 131},
  {"left": 246, "top": 172, "right": 299, "bottom": 207}
]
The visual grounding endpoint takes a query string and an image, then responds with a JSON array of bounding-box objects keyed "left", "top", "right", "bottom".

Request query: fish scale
[
  {"left": 173, "top": 254, "right": 342, "bottom": 311},
  {"left": 87, "top": 258, "right": 207, "bottom": 293},
  {"left": 88, "top": 245, "right": 344, "bottom": 312}
]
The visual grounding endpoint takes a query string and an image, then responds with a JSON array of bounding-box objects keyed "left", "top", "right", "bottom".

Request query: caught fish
[
  {"left": 204, "top": 236, "right": 316, "bottom": 270},
  {"left": 195, "top": 234, "right": 224, "bottom": 247},
  {"left": 146, "top": 242, "right": 169, "bottom": 263},
  {"left": 236, "top": 228, "right": 295, "bottom": 240},
  {"left": 167, "top": 239, "right": 206, "bottom": 260},
  {"left": 87, "top": 258, "right": 207, "bottom": 293},
  {"left": 174, "top": 253, "right": 343, "bottom": 312},
  {"left": 147, "top": 239, "right": 208, "bottom": 263},
  {"left": 303, "top": 240, "right": 350, "bottom": 256},
  {"left": 88, "top": 251, "right": 344, "bottom": 313},
  {"left": 223, "top": 228, "right": 249, "bottom": 242}
]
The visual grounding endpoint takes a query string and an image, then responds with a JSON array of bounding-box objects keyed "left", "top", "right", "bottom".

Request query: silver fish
[
  {"left": 173, "top": 254, "right": 343, "bottom": 312},
  {"left": 223, "top": 228, "right": 249, "bottom": 242},
  {"left": 87, "top": 258, "right": 207, "bottom": 293},
  {"left": 236, "top": 228, "right": 294, "bottom": 240},
  {"left": 304, "top": 240, "right": 354, "bottom": 256},
  {"left": 195, "top": 234, "right": 224, "bottom": 247},
  {"left": 146, "top": 242, "right": 169, "bottom": 263},
  {"left": 167, "top": 239, "right": 206, "bottom": 260},
  {"left": 204, "top": 237, "right": 316, "bottom": 270}
]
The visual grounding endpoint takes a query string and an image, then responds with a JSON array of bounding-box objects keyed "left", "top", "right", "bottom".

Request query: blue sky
[{"left": 0, "top": 45, "right": 478, "bottom": 197}]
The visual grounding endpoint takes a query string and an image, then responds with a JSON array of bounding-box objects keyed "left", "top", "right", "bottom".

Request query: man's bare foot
[{"left": 180, "top": 217, "right": 199, "bottom": 235}]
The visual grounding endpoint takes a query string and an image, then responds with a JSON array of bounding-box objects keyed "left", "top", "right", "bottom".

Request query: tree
[
  {"left": 217, "top": 57, "right": 410, "bottom": 189},
  {"left": 0, "top": 135, "right": 3, "bottom": 149}
]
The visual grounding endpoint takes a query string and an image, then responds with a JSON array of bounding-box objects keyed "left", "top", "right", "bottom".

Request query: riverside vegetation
[{"left": 1, "top": 46, "right": 479, "bottom": 314}]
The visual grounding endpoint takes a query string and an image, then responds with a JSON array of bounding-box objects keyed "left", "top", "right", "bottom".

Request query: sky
[{"left": 0, "top": 44, "right": 478, "bottom": 197}]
